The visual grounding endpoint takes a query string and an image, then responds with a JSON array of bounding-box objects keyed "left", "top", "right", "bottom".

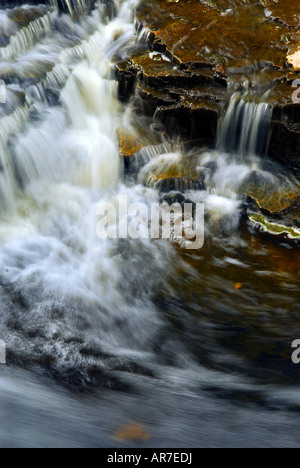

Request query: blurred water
[{"left": 0, "top": 0, "right": 299, "bottom": 448}]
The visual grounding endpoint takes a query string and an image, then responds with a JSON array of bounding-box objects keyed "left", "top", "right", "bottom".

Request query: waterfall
[
  {"left": 59, "top": 0, "right": 96, "bottom": 18},
  {"left": 0, "top": 11, "right": 54, "bottom": 61},
  {"left": 178, "top": 92, "right": 276, "bottom": 234},
  {"left": 217, "top": 92, "right": 272, "bottom": 157},
  {"left": 1, "top": 0, "right": 300, "bottom": 451},
  {"left": 0, "top": 0, "right": 172, "bottom": 392},
  {"left": 0, "top": 1, "right": 137, "bottom": 213}
]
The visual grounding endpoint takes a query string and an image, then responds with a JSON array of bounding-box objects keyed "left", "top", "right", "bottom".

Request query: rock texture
[
  {"left": 117, "top": 0, "right": 300, "bottom": 167},
  {"left": 260, "top": 0, "right": 300, "bottom": 28}
]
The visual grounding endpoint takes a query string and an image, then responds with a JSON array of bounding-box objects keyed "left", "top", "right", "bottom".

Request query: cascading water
[
  {"left": 0, "top": 0, "right": 171, "bottom": 366},
  {"left": 137, "top": 93, "right": 277, "bottom": 235},
  {"left": 217, "top": 92, "right": 273, "bottom": 157},
  {"left": 0, "top": 0, "right": 300, "bottom": 449},
  {"left": 203, "top": 92, "right": 275, "bottom": 198},
  {"left": 0, "top": 0, "right": 174, "bottom": 400}
]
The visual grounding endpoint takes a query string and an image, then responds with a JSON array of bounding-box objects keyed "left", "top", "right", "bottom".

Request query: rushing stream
[{"left": 0, "top": 0, "right": 300, "bottom": 448}]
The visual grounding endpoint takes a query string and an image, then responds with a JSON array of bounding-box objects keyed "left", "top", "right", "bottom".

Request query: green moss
[
  {"left": 249, "top": 214, "right": 300, "bottom": 239},
  {"left": 209, "top": 54, "right": 226, "bottom": 65}
]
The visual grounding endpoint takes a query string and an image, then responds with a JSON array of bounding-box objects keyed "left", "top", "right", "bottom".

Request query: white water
[
  {"left": 217, "top": 91, "right": 273, "bottom": 157},
  {"left": 1, "top": 0, "right": 300, "bottom": 449},
  {"left": 134, "top": 92, "right": 281, "bottom": 237},
  {"left": 0, "top": 0, "right": 180, "bottom": 387},
  {"left": 0, "top": 3, "right": 293, "bottom": 372}
]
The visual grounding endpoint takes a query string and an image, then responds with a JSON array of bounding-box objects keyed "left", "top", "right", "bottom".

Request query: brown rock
[
  {"left": 116, "top": 0, "right": 300, "bottom": 166},
  {"left": 259, "top": 0, "right": 300, "bottom": 28}
]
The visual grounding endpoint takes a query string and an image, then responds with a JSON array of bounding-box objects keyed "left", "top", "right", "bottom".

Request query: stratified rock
[
  {"left": 137, "top": 148, "right": 205, "bottom": 194},
  {"left": 116, "top": 49, "right": 223, "bottom": 145},
  {"left": 118, "top": 128, "right": 145, "bottom": 159},
  {"left": 136, "top": 0, "right": 293, "bottom": 72},
  {"left": 246, "top": 173, "right": 300, "bottom": 242},
  {"left": 267, "top": 85, "right": 300, "bottom": 169},
  {"left": 116, "top": 0, "right": 300, "bottom": 166},
  {"left": 0, "top": 4, "right": 51, "bottom": 47}
]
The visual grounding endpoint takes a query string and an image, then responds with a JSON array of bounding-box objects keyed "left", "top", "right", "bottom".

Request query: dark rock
[
  {"left": 153, "top": 101, "right": 220, "bottom": 146},
  {"left": 267, "top": 92, "right": 300, "bottom": 169},
  {"left": 269, "top": 120, "right": 300, "bottom": 170},
  {"left": 116, "top": 61, "right": 138, "bottom": 103},
  {"left": 161, "top": 192, "right": 186, "bottom": 206}
]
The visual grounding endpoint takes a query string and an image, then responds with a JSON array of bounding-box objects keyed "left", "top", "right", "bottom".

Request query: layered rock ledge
[{"left": 117, "top": 0, "right": 300, "bottom": 168}]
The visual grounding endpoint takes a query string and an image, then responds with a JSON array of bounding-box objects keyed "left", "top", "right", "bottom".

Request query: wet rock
[
  {"left": 248, "top": 212, "right": 300, "bottom": 242},
  {"left": 118, "top": 126, "right": 171, "bottom": 178},
  {"left": 117, "top": 0, "right": 300, "bottom": 166},
  {"left": 269, "top": 120, "right": 300, "bottom": 170},
  {"left": 6, "top": 5, "right": 49, "bottom": 25},
  {"left": 253, "top": 195, "right": 300, "bottom": 227},
  {"left": 116, "top": 61, "right": 138, "bottom": 103},
  {"left": 238, "top": 166, "right": 300, "bottom": 242},
  {"left": 259, "top": 0, "right": 300, "bottom": 28},
  {"left": 136, "top": 0, "right": 293, "bottom": 71},
  {"left": 116, "top": 51, "right": 223, "bottom": 144},
  {"left": 247, "top": 187, "right": 300, "bottom": 242},
  {"left": 152, "top": 100, "right": 220, "bottom": 146},
  {"left": 268, "top": 88, "right": 300, "bottom": 169},
  {"left": 241, "top": 171, "right": 298, "bottom": 213}
]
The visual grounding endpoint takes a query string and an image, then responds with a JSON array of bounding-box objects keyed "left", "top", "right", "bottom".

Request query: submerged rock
[
  {"left": 116, "top": 51, "right": 222, "bottom": 146},
  {"left": 6, "top": 5, "right": 49, "bottom": 26}
]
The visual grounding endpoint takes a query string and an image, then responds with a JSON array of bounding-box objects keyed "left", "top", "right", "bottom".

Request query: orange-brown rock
[{"left": 116, "top": 0, "right": 300, "bottom": 167}]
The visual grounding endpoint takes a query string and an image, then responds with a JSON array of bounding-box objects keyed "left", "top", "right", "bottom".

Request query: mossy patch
[{"left": 249, "top": 213, "right": 300, "bottom": 239}]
